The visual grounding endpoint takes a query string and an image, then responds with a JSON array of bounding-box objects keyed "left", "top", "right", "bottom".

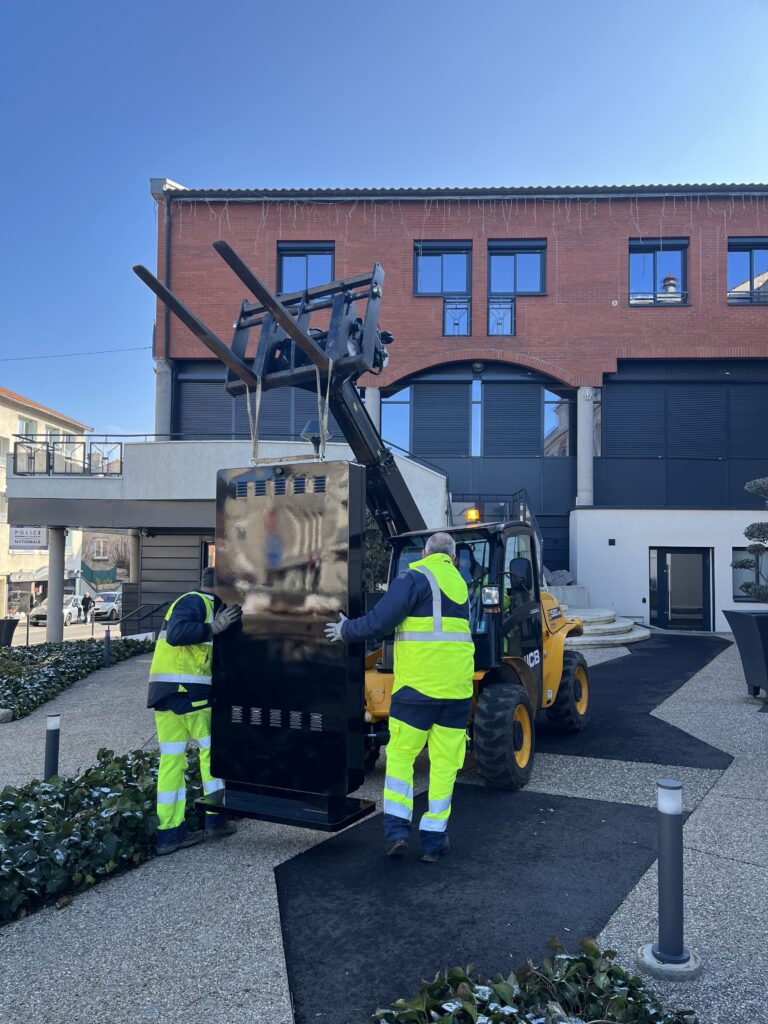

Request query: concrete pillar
[
  {"left": 129, "top": 530, "right": 140, "bottom": 584},
  {"left": 575, "top": 387, "right": 595, "bottom": 507},
  {"left": 364, "top": 386, "right": 381, "bottom": 433},
  {"left": 154, "top": 358, "right": 173, "bottom": 438},
  {"left": 46, "top": 527, "right": 66, "bottom": 644}
]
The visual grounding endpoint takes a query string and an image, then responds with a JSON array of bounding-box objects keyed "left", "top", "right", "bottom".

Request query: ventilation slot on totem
[
  {"left": 235, "top": 481, "right": 249, "bottom": 499},
  {"left": 274, "top": 477, "right": 287, "bottom": 495},
  {"left": 309, "top": 712, "right": 323, "bottom": 732},
  {"left": 231, "top": 705, "right": 243, "bottom": 724},
  {"left": 289, "top": 711, "right": 302, "bottom": 730},
  {"left": 293, "top": 476, "right": 306, "bottom": 495},
  {"left": 250, "top": 707, "right": 263, "bottom": 726},
  {"left": 254, "top": 480, "right": 268, "bottom": 496},
  {"left": 269, "top": 708, "right": 283, "bottom": 728},
  {"left": 312, "top": 475, "right": 327, "bottom": 494}
]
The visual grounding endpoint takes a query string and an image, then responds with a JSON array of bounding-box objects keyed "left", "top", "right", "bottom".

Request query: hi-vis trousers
[
  {"left": 382, "top": 690, "right": 471, "bottom": 854},
  {"left": 154, "top": 707, "right": 224, "bottom": 848}
]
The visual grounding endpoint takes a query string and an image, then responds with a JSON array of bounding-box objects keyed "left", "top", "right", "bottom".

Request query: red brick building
[{"left": 149, "top": 181, "right": 768, "bottom": 631}]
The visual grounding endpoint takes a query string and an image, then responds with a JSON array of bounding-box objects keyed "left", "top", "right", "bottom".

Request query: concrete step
[
  {"left": 565, "top": 624, "right": 651, "bottom": 648},
  {"left": 580, "top": 616, "right": 639, "bottom": 636},
  {"left": 561, "top": 607, "right": 617, "bottom": 625}
]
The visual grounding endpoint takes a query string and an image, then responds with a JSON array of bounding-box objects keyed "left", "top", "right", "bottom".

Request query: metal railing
[
  {"left": 629, "top": 290, "right": 689, "bottom": 306},
  {"left": 12, "top": 435, "right": 123, "bottom": 477},
  {"left": 488, "top": 295, "right": 516, "bottom": 335},
  {"left": 117, "top": 600, "right": 171, "bottom": 637},
  {"left": 443, "top": 295, "right": 471, "bottom": 336},
  {"left": 727, "top": 288, "right": 768, "bottom": 304}
]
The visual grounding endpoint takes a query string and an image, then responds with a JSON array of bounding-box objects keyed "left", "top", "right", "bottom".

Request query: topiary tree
[{"left": 732, "top": 477, "right": 768, "bottom": 602}]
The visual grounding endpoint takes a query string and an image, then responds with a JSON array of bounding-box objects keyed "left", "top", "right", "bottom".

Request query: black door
[{"left": 650, "top": 548, "right": 712, "bottom": 631}]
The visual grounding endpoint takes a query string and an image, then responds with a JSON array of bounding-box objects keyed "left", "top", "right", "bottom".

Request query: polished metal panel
[{"left": 211, "top": 461, "right": 365, "bottom": 797}]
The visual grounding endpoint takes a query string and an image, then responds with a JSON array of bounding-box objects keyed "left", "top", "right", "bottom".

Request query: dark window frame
[
  {"left": 486, "top": 240, "right": 546, "bottom": 337},
  {"left": 277, "top": 241, "right": 335, "bottom": 294},
  {"left": 413, "top": 240, "right": 472, "bottom": 296},
  {"left": 727, "top": 237, "right": 768, "bottom": 305},
  {"left": 628, "top": 238, "right": 689, "bottom": 307},
  {"left": 380, "top": 386, "right": 413, "bottom": 455},
  {"left": 543, "top": 387, "right": 574, "bottom": 458},
  {"left": 731, "top": 546, "right": 768, "bottom": 602}
]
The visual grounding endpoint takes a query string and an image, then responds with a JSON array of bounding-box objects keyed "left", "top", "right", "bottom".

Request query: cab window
[{"left": 504, "top": 533, "right": 535, "bottom": 609}]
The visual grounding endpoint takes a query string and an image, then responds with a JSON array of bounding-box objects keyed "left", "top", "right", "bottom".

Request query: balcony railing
[
  {"left": 13, "top": 436, "right": 123, "bottom": 477},
  {"left": 727, "top": 288, "right": 768, "bottom": 304},
  {"left": 629, "top": 290, "right": 689, "bottom": 306},
  {"left": 488, "top": 295, "right": 516, "bottom": 336},
  {"left": 443, "top": 295, "right": 471, "bottom": 336}
]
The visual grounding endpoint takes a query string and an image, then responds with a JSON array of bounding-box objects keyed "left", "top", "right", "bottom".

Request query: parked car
[
  {"left": 93, "top": 592, "right": 122, "bottom": 622},
  {"left": 29, "top": 595, "right": 83, "bottom": 628}
]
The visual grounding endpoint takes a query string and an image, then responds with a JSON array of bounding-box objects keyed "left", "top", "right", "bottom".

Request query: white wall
[{"left": 570, "top": 508, "right": 762, "bottom": 632}]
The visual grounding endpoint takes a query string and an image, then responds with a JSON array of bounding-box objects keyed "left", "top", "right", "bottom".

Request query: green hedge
[
  {"left": 374, "top": 939, "right": 697, "bottom": 1023},
  {"left": 0, "top": 747, "right": 201, "bottom": 923},
  {"left": 0, "top": 638, "right": 155, "bottom": 719}
]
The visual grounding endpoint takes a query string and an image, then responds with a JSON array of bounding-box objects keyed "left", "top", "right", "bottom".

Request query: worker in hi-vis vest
[
  {"left": 147, "top": 567, "right": 242, "bottom": 855},
  {"left": 325, "top": 532, "right": 474, "bottom": 862}
]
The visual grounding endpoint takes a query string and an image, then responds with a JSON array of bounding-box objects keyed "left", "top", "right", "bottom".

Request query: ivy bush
[
  {"left": 0, "top": 747, "right": 201, "bottom": 924},
  {"left": 374, "top": 938, "right": 697, "bottom": 1024},
  {"left": 0, "top": 637, "right": 155, "bottom": 720}
]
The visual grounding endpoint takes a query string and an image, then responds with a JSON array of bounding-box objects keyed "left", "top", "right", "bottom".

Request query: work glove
[
  {"left": 212, "top": 605, "right": 242, "bottom": 635},
  {"left": 323, "top": 612, "right": 348, "bottom": 643}
]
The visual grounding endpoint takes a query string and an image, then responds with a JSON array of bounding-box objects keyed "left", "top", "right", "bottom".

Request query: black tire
[
  {"left": 109, "top": 609, "right": 118, "bottom": 621},
  {"left": 473, "top": 681, "right": 535, "bottom": 791},
  {"left": 546, "top": 650, "right": 591, "bottom": 733},
  {"left": 64, "top": 613, "right": 72, "bottom": 627}
]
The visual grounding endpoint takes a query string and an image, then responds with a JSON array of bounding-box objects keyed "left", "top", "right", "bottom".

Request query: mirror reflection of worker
[
  {"left": 325, "top": 533, "right": 474, "bottom": 862},
  {"left": 147, "top": 567, "right": 242, "bottom": 856}
]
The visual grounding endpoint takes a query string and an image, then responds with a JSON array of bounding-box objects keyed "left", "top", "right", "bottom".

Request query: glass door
[{"left": 649, "top": 548, "right": 712, "bottom": 631}]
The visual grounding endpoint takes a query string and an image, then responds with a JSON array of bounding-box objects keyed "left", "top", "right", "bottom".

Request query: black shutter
[
  {"left": 729, "top": 383, "right": 768, "bottom": 457},
  {"left": 666, "top": 384, "right": 727, "bottom": 458},
  {"left": 602, "top": 384, "right": 665, "bottom": 457},
  {"left": 175, "top": 381, "right": 232, "bottom": 439},
  {"left": 234, "top": 390, "right": 292, "bottom": 439},
  {"left": 412, "top": 382, "right": 470, "bottom": 457},
  {"left": 482, "top": 382, "right": 542, "bottom": 456}
]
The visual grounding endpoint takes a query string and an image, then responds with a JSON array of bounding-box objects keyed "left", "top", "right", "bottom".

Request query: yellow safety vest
[
  {"left": 147, "top": 592, "right": 214, "bottom": 707},
  {"left": 394, "top": 553, "right": 475, "bottom": 700}
]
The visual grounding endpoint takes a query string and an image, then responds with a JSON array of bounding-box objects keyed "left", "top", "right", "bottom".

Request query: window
[
  {"left": 92, "top": 538, "right": 108, "bottom": 561},
  {"left": 732, "top": 547, "right": 768, "bottom": 602},
  {"left": 0, "top": 491, "right": 6, "bottom": 524},
  {"left": 381, "top": 388, "right": 411, "bottom": 452},
  {"left": 278, "top": 242, "right": 334, "bottom": 294},
  {"left": 471, "top": 380, "right": 482, "bottom": 456},
  {"left": 414, "top": 241, "right": 471, "bottom": 336},
  {"left": 487, "top": 240, "right": 546, "bottom": 337},
  {"left": 543, "top": 389, "right": 573, "bottom": 457},
  {"left": 728, "top": 239, "right": 768, "bottom": 304},
  {"left": 45, "top": 427, "right": 62, "bottom": 443},
  {"left": 0, "top": 437, "right": 8, "bottom": 469},
  {"left": 629, "top": 239, "right": 688, "bottom": 305},
  {"left": 18, "top": 417, "right": 37, "bottom": 436}
]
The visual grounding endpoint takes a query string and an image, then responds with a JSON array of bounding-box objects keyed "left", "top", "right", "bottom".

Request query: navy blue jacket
[
  {"left": 341, "top": 570, "right": 433, "bottom": 643},
  {"left": 165, "top": 592, "right": 222, "bottom": 647}
]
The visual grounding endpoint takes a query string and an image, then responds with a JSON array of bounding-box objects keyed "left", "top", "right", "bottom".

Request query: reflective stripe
[
  {"left": 428, "top": 796, "right": 452, "bottom": 815},
  {"left": 419, "top": 814, "right": 448, "bottom": 832},
  {"left": 157, "top": 786, "right": 186, "bottom": 805},
  {"left": 149, "top": 673, "right": 213, "bottom": 685},
  {"left": 394, "top": 631, "right": 471, "bottom": 643},
  {"left": 383, "top": 799, "right": 412, "bottom": 820},
  {"left": 418, "top": 564, "right": 443, "bottom": 631},
  {"left": 158, "top": 630, "right": 168, "bottom": 641},
  {"left": 196, "top": 735, "right": 212, "bottom": 750},
  {"left": 384, "top": 776, "right": 413, "bottom": 800},
  {"left": 203, "top": 778, "right": 224, "bottom": 794},
  {"left": 159, "top": 741, "right": 187, "bottom": 756}
]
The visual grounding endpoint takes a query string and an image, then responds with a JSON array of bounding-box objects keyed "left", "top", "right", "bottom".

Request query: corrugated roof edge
[{"left": 162, "top": 183, "right": 768, "bottom": 201}]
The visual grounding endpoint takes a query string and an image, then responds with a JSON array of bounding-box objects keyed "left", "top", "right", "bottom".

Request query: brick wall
[{"left": 155, "top": 192, "right": 768, "bottom": 387}]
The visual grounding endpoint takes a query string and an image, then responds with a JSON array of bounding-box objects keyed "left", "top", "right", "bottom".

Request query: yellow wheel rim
[
  {"left": 513, "top": 705, "right": 532, "bottom": 767},
  {"left": 574, "top": 666, "right": 589, "bottom": 715}
]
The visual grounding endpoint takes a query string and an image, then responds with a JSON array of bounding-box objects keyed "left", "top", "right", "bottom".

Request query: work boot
[
  {"left": 156, "top": 831, "right": 204, "bottom": 856},
  {"left": 419, "top": 836, "right": 450, "bottom": 863},
  {"left": 385, "top": 837, "right": 409, "bottom": 858},
  {"left": 205, "top": 819, "right": 237, "bottom": 839}
]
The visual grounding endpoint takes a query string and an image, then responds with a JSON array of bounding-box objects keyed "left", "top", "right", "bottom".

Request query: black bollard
[
  {"left": 44, "top": 713, "right": 61, "bottom": 780},
  {"left": 653, "top": 779, "right": 689, "bottom": 964},
  {"left": 103, "top": 626, "right": 111, "bottom": 668}
]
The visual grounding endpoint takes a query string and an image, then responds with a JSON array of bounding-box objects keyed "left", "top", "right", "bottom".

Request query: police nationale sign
[{"left": 9, "top": 527, "right": 48, "bottom": 551}]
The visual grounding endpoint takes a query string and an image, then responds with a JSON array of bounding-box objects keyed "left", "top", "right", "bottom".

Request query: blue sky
[{"left": 1, "top": 0, "right": 766, "bottom": 434}]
